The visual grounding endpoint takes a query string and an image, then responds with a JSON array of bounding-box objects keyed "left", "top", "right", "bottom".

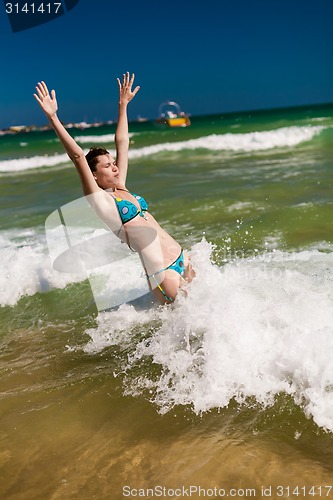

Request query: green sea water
[{"left": 0, "top": 104, "right": 333, "bottom": 499}]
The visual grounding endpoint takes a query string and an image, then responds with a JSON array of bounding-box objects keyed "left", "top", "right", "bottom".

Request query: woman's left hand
[{"left": 117, "top": 72, "right": 140, "bottom": 104}]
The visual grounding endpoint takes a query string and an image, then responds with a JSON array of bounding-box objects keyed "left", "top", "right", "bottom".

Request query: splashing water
[{"left": 83, "top": 239, "right": 333, "bottom": 432}]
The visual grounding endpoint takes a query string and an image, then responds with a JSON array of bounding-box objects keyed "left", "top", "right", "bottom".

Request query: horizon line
[{"left": 1, "top": 100, "right": 333, "bottom": 134}]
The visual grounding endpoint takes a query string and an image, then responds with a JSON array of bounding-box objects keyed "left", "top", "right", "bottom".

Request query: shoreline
[{"left": 0, "top": 119, "right": 116, "bottom": 137}]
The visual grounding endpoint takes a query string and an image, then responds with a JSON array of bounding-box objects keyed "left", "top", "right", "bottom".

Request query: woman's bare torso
[
  {"left": 114, "top": 190, "right": 181, "bottom": 275},
  {"left": 90, "top": 189, "right": 181, "bottom": 275}
]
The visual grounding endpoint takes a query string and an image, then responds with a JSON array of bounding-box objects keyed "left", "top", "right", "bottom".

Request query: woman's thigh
[{"left": 150, "top": 270, "right": 182, "bottom": 303}]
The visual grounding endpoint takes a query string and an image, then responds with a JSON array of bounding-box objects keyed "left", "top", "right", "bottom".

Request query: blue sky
[{"left": 1, "top": 0, "right": 332, "bottom": 128}]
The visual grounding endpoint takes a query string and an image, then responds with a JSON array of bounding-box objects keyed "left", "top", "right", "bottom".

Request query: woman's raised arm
[
  {"left": 115, "top": 72, "right": 140, "bottom": 187},
  {"left": 33, "top": 81, "right": 100, "bottom": 195}
]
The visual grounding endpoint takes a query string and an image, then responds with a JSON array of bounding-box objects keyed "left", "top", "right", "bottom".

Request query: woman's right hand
[{"left": 33, "top": 81, "right": 58, "bottom": 118}]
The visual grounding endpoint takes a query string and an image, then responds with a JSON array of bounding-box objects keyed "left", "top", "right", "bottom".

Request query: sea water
[{"left": 0, "top": 104, "right": 333, "bottom": 498}]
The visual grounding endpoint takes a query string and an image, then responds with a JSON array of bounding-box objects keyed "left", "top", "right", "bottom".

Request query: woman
[{"left": 34, "top": 72, "right": 194, "bottom": 304}]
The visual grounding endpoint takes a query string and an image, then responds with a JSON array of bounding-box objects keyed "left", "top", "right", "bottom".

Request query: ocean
[{"left": 1, "top": 104, "right": 333, "bottom": 499}]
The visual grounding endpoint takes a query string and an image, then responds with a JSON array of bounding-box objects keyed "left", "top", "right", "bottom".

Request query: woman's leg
[
  {"left": 148, "top": 252, "right": 195, "bottom": 304},
  {"left": 149, "top": 270, "right": 182, "bottom": 304}
]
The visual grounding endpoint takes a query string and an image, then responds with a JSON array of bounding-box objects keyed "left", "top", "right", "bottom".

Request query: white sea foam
[
  {"left": 0, "top": 225, "right": 148, "bottom": 308},
  {"left": 0, "top": 228, "right": 87, "bottom": 306},
  {"left": 73, "top": 132, "right": 135, "bottom": 144},
  {"left": 128, "top": 125, "right": 324, "bottom": 158},
  {"left": 0, "top": 153, "right": 70, "bottom": 172},
  {"left": 74, "top": 133, "right": 115, "bottom": 144},
  {"left": 227, "top": 201, "right": 259, "bottom": 212},
  {"left": 0, "top": 126, "right": 324, "bottom": 173},
  {"left": 84, "top": 239, "right": 333, "bottom": 432},
  {"left": 3, "top": 224, "right": 333, "bottom": 431}
]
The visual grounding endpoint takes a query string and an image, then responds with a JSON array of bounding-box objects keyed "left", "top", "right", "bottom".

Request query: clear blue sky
[{"left": 1, "top": 0, "right": 332, "bottom": 129}]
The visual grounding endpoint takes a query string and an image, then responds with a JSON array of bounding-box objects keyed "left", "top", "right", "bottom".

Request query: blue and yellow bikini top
[{"left": 112, "top": 188, "right": 149, "bottom": 224}]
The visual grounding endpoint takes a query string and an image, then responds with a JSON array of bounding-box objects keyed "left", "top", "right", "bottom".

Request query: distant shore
[
  {"left": 0, "top": 120, "right": 117, "bottom": 137},
  {"left": 0, "top": 116, "right": 150, "bottom": 137}
]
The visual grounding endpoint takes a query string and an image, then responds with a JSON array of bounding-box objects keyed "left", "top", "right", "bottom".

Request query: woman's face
[{"left": 93, "top": 154, "right": 119, "bottom": 189}]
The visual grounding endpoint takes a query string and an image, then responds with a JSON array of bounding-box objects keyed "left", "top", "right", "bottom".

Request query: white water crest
[
  {"left": 0, "top": 225, "right": 147, "bottom": 308},
  {"left": 74, "top": 133, "right": 115, "bottom": 144},
  {"left": 0, "top": 228, "right": 90, "bottom": 306},
  {"left": 84, "top": 239, "right": 333, "bottom": 432},
  {"left": 2, "top": 224, "right": 333, "bottom": 432},
  {"left": 73, "top": 132, "right": 135, "bottom": 144},
  {"left": 0, "top": 153, "right": 70, "bottom": 172},
  {"left": 0, "top": 125, "right": 324, "bottom": 173},
  {"left": 128, "top": 125, "right": 324, "bottom": 158}
]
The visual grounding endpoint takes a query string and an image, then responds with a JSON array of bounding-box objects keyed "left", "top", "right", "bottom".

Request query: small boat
[{"left": 156, "top": 101, "right": 191, "bottom": 127}]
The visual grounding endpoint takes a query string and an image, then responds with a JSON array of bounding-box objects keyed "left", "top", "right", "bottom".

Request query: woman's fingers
[
  {"left": 35, "top": 81, "right": 49, "bottom": 98},
  {"left": 35, "top": 85, "right": 44, "bottom": 100},
  {"left": 121, "top": 72, "right": 134, "bottom": 87},
  {"left": 118, "top": 72, "right": 139, "bottom": 97},
  {"left": 40, "top": 81, "right": 49, "bottom": 96},
  {"left": 34, "top": 81, "right": 53, "bottom": 101}
]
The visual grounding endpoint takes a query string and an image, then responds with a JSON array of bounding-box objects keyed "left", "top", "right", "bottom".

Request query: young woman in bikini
[{"left": 34, "top": 72, "right": 194, "bottom": 304}]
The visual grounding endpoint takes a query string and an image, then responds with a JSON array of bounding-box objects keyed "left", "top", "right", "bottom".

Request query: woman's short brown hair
[{"left": 85, "top": 147, "right": 110, "bottom": 172}]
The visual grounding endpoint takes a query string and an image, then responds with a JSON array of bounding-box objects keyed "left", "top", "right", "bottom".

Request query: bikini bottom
[{"left": 147, "top": 250, "right": 185, "bottom": 302}]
